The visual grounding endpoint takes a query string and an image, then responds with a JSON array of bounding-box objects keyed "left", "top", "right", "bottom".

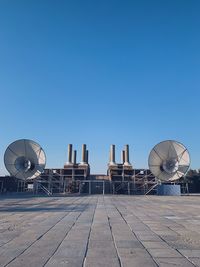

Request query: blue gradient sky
[{"left": 0, "top": 0, "right": 199, "bottom": 175}]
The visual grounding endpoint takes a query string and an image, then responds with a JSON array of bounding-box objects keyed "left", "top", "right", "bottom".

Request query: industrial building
[
  {"left": 34, "top": 144, "right": 159, "bottom": 195},
  {"left": 0, "top": 142, "right": 190, "bottom": 195},
  {"left": 0, "top": 143, "right": 159, "bottom": 195}
]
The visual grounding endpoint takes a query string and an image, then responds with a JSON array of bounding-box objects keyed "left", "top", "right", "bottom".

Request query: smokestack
[
  {"left": 109, "top": 144, "right": 116, "bottom": 165},
  {"left": 86, "top": 150, "right": 89, "bottom": 164},
  {"left": 121, "top": 150, "right": 125, "bottom": 164},
  {"left": 67, "top": 144, "right": 73, "bottom": 164},
  {"left": 80, "top": 144, "right": 87, "bottom": 164},
  {"left": 72, "top": 150, "right": 77, "bottom": 164},
  {"left": 124, "top": 144, "right": 131, "bottom": 166}
]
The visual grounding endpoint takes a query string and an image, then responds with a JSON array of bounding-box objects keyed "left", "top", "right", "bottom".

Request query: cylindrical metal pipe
[
  {"left": 86, "top": 150, "right": 89, "bottom": 164},
  {"left": 121, "top": 150, "right": 125, "bottom": 164},
  {"left": 124, "top": 144, "right": 130, "bottom": 165},
  {"left": 72, "top": 150, "right": 77, "bottom": 164},
  {"left": 110, "top": 144, "right": 116, "bottom": 164},
  {"left": 81, "top": 144, "right": 87, "bottom": 164},
  {"left": 68, "top": 144, "right": 73, "bottom": 164}
]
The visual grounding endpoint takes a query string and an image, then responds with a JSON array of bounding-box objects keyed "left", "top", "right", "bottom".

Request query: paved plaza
[{"left": 0, "top": 195, "right": 200, "bottom": 267}]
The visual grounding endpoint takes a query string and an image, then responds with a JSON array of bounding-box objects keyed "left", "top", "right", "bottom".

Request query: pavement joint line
[
  {"left": 3, "top": 197, "right": 84, "bottom": 266},
  {"left": 175, "top": 251, "right": 198, "bottom": 266},
  {"left": 104, "top": 196, "right": 123, "bottom": 267},
  {"left": 1, "top": 195, "right": 200, "bottom": 267},
  {"left": 43, "top": 196, "right": 93, "bottom": 267},
  {"left": 112, "top": 197, "right": 197, "bottom": 267},
  {"left": 82, "top": 196, "right": 99, "bottom": 267},
  {"left": 130, "top": 208, "right": 197, "bottom": 266},
  {"left": 2, "top": 196, "right": 85, "bottom": 267},
  {"left": 110, "top": 197, "right": 159, "bottom": 267},
  {"left": 0, "top": 215, "right": 50, "bottom": 248},
  {"left": 0, "top": 197, "right": 83, "bottom": 248},
  {"left": 153, "top": 235, "right": 197, "bottom": 266}
]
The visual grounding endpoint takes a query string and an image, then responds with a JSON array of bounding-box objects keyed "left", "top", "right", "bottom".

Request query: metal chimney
[
  {"left": 109, "top": 144, "right": 116, "bottom": 165},
  {"left": 67, "top": 144, "right": 73, "bottom": 164},
  {"left": 124, "top": 144, "right": 131, "bottom": 166},
  {"left": 80, "top": 144, "right": 87, "bottom": 164},
  {"left": 72, "top": 150, "right": 77, "bottom": 164},
  {"left": 86, "top": 150, "right": 89, "bottom": 164},
  {"left": 121, "top": 150, "right": 125, "bottom": 164}
]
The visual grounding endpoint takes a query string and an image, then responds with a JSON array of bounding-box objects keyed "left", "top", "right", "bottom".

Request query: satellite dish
[
  {"left": 148, "top": 140, "right": 190, "bottom": 182},
  {"left": 4, "top": 139, "right": 46, "bottom": 180}
]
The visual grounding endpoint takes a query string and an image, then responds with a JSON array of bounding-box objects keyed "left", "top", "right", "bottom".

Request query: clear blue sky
[{"left": 0, "top": 0, "right": 199, "bottom": 175}]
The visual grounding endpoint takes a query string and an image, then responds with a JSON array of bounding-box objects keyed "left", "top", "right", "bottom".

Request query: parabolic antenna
[
  {"left": 4, "top": 139, "right": 46, "bottom": 180},
  {"left": 148, "top": 140, "right": 190, "bottom": 182}
]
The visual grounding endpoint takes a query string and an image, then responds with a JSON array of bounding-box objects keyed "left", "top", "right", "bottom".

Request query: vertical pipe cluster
[
  {"left": 67, "top": 144, "right": 132, "bottom": 166},
  {"left": 109, "top": 144, "right": 131, "bottom": 166},
  {"left": 66, "top": 144, "right": 89, "bottom": 165}
]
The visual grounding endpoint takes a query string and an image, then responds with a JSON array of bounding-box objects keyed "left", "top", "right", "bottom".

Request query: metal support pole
[
  {"left": 103, "top": 181, "right": 105, "bottom": 195},
  {"left": 63, "top": 177, "right": 66, "bottom": 193},
  {"left": 79, "top": 181, "right": 81, "bottom": 194},
  {"left": 186, "top": 182, "right": 189, "bottom": 195},
  {"left": 34, "top": 180, "right": 38, "bottom": 195},
  {"left": 89, "top": 181, "right": 91, "bottom": 195},
  {"left": 48, "top": 174, "right": 51, "bottom": 193}
]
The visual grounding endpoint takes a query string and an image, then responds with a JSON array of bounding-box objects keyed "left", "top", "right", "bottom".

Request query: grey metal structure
[
  {"left": 4, "top": 139, "right": 46, "bottom": 180},
  {"left": 148, "top": 140, "right": 190, "bottom": 182},
  {"left": 32, "top": 144, "right": 158, "bottom": 195},
  {"left": 1, "top": 141, "right": 190, "bottom": 195}
]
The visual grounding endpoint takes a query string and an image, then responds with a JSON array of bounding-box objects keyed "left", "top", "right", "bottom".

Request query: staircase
[{"left": 37, "top": 183, "right": 52, "bottom": 196}]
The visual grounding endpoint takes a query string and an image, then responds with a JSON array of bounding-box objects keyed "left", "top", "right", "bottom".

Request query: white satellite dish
[
  {"left": 4, "top": 139, "right": 46, "bottom": 180},
  {"left": 148, "top": 140, "right": 190, "bottom": 182}
]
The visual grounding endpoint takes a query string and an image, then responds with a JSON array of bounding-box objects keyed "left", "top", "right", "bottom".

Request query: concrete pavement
[{"left": 0, "top": 195, "right": 200, "bottom": 267}]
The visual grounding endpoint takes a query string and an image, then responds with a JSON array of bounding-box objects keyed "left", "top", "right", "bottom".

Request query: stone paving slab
[
  {"left": 120, "top": 256, "right": 158, "bottom": 267},
  {"left": 141, "top": 241, "right": 171, "bottom": 249},
  {"left": 84, "top": 257, "right": 120, "bottom": 267},
  {"left": 45, "top": 257, "right": 84, "bottom": 267},
  {"left": 0, "top": 195, "right": 199, "bottom": 266},
  {"left": 147, "top": 248, "right": 183, "bottom": 258},
  {"left": 178, "top": 249, "right": 200, "bottom": 257},
  {"left": 86, "top": 247, "right": 118, "bottom": 258},
  {"left": 155, "top": 257, "right": 196, "bottom": 267}
]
